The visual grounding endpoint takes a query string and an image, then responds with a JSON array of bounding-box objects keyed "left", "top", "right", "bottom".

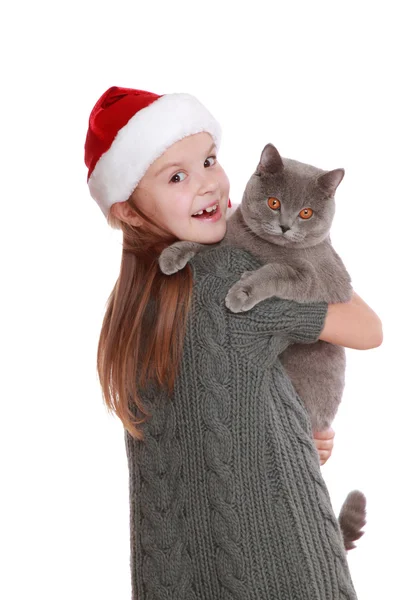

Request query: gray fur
[
  {"left": 223, "top": 145, "right": 351, "bottom": 431},
  {"left": 159, "top": 143, "right": 352, "bottom": 431},
  {"left": 159, "top": 143, "right": 366, "bottom": 549}
]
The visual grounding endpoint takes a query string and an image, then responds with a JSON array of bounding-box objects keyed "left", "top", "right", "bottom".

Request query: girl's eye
[
  {"left": 204, "top": 155, "right": 217, "bottom": 167},
  {"left": 299, "top": 208, "right": 313, "bottom": 219},
  {"left": 170, "top": 171, "right": 186, "bottom": 183},
  {"left": 169, "top": 155, "right": 217, "bottom": 183},
  {"left": 268, "top": 197, "right": 281, "bottom": 210}
]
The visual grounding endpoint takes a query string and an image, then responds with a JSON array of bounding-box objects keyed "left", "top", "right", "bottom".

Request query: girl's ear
[
  {"left": 111, "top": 200, "right": 143, "bottom": 226},
  {"left": 228, "top": 198, "right": 232, "bottom": 208},
  {"left": 130, "top": 216, "right": 144, "bottom": 227}
]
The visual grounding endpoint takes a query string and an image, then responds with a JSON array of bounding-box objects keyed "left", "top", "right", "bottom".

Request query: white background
[{"left": 2, "top": 1, "right": 399, "bottom": 598}]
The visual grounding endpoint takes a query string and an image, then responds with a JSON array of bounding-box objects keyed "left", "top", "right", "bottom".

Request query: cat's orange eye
[
  {"left": 299, "top": 208, "right": 313, "bottom": 219},
  {"left": 268, "top": 197, "right": 281, "bottom": 210}
]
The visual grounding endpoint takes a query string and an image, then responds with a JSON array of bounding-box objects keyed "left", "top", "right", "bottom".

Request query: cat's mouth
[{"left": 260, "top": 224, "right": 303, "bottom": 244}]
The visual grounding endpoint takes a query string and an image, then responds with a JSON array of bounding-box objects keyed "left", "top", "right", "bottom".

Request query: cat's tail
[{"left": 338, "top": 489, "right": 367, "bottom": 551}]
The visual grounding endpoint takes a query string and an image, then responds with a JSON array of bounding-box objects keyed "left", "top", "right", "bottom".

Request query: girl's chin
[
  {"left": 198, "top": 221, "right": 227, "bottom": 244},
  {"left": 178, "top": 219, "right": 225, "bottom": 244}
]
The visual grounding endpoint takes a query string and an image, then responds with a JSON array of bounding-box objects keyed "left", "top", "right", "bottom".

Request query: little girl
[{"left": 84, "top": 86, "right": 382, "bottom": 599}]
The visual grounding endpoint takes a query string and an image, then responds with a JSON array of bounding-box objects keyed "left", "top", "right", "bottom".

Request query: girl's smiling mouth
[{"left": 191, "top": 201, "right": 220, "bottom": 219}]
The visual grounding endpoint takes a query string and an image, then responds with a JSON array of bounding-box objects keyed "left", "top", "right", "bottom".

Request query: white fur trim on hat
[{"left": 88, "top": 93, "right": 222, "bottom": 217}]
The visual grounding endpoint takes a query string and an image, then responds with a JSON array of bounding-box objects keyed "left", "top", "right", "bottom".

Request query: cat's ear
[
  {"left": 257, "top": 143, "right": 284, "bottom": 175},
  {"left": 317, "top": 168, "right": 345, "bottom": 196}
]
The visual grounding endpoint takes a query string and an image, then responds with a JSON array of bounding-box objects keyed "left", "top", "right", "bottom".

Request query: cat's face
[{"left": 241, "top": 144, "right": 344, "bottom": 248}]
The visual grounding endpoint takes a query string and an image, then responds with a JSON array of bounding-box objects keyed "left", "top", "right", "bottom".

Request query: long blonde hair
[{"left": 97, "top": 193, "right": 193, "bottom": 440}]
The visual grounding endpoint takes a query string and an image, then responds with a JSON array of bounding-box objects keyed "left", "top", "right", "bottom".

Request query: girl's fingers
[
  {"left": 313, "top": 427, "right": 335, "bottom": 440},
  {"left": 313, "top": 428, "right": 335, "bottom": 465},
  {"left": 319, "top": 450, "right": 331, "bottom": 465},
  {"left": 318, "top": 450, "right": 331, "bottom": 459},
  {"left": 314, "top": 438, "right": 334, "bottom": 451}
]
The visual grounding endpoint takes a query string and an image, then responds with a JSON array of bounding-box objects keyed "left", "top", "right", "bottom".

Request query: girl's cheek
[{"left": 220, "top": 168, "right": 230, "bottom": 193}]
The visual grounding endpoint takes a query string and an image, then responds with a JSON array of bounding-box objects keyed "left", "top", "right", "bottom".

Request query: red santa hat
[{"left": 84, "top": 86, "right": 231, "bottom": 218}]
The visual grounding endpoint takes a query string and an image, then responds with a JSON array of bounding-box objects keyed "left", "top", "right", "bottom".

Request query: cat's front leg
[
  {"left": 225, "top": 261, "right": 317, "bottom": 313},
  {"left": 158, "top": 241, "right": 205, "bottom": 275},
  {"left": 225, "top": 265, "right": 282, "bottom": 312}
]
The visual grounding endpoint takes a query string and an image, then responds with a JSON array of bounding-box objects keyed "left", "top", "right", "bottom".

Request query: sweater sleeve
[
  {"left": 229, "top": 296, "right": 328, "bottom": 344},
  {"left": 189, "top": 244, "right": 328, "bottom": 344}
]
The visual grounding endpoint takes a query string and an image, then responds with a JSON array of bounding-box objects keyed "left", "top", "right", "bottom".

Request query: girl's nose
[{"left": 197, "top": 173, "right": 219, "bottom": 195}]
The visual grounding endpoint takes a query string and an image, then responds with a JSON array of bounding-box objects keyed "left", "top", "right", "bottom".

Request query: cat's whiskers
[
  {"left": 288, "top": 232, "right": 304, "bottom": 243},
  {"left": 260, "top": 223, "right": 281, "bottom": 236}
]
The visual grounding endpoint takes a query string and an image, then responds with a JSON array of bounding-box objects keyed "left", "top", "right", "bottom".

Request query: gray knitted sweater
[{"left": 124, "top": 244, "right": 357, "bottom": 600}]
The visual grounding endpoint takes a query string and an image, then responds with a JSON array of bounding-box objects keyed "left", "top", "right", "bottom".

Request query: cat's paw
[
  {"left": 158, "top": 242, "right": 198, "bottom": 275},
  {"left": 225, "top": 271, "right": 272, "bottom": 312}
]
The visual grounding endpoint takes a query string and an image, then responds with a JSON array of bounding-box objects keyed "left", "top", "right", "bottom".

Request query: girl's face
[{"left": 129, "top": 132, "right": 230, "bottom": 244}]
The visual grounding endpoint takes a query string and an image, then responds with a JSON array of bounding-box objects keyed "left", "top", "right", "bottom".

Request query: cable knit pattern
[
  {"left": 124, "top": 244, "right": 358, "bottom": 600},
  {"left": 195, "top": 273, "right": 249, "bottom": 599},
  {"left": 125, "top": 385, "right": 196, "bottom": 600}
]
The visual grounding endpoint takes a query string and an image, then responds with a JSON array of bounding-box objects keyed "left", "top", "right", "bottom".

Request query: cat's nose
[{"left": 280, "top": 225, "right": 290, "bottom": 233}]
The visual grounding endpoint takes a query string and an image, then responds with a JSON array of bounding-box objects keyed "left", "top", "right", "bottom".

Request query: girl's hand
[{"left": 313, "top": 427, "right": 335, "bottom": 465}]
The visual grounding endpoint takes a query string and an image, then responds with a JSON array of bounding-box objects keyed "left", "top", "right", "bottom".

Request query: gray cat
[{"left": 158, "top": 143, "right": 366, "bottom": 551}]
